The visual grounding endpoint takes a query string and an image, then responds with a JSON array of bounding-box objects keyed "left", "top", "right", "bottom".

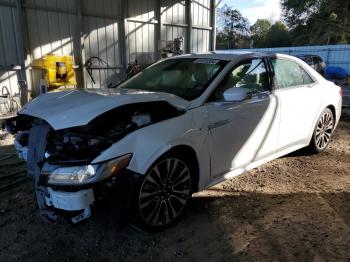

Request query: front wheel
[
  {"left": 309, "top": 108, "right": 334, "bottom": 153},
  {"left": 132, "top": 154, "right": 194, "bottom": 231}
]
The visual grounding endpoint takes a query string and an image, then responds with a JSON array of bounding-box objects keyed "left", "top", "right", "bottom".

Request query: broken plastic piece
[
  {"left": 71, "top": 207, "right": 91, "bottom": 224},
  {"left": 46, "top": 187, "right": 95, "bottom": 211},
  {"left": 27, "top": 123, "right": 58, "bottom": 222}
]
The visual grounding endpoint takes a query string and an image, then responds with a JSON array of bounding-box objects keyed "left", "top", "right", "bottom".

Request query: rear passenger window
[
  {"left": 271, "top": 59, "right": 314, "bottom": 88},
  {"left": 300, "top": 67, "right": 314, "bottom": 85}
]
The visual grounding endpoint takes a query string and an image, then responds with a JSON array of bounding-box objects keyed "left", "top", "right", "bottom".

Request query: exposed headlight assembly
[{"left": 47, "top": 154, "right": 132, "bottom": 186}]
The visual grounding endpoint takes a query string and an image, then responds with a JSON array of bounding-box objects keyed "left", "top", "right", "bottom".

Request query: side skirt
[{"left": 201, "top": 142, "right": 307, "bottom": 190}]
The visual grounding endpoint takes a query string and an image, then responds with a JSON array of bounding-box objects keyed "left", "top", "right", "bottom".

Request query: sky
[{"left": 219, "top": 0, "right": 282, "bottom": 25}]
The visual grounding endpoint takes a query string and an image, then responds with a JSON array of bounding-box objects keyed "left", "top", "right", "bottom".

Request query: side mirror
[{"left": 223, "top": 87, "right": 250, "bottom": 102}]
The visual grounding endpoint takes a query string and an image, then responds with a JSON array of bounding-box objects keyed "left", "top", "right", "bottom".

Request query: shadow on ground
[{"left": 1, "top": 182, "right": 350, "bottom": 262}]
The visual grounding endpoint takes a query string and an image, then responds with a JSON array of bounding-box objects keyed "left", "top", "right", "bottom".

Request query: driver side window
[{"left": 209, "top": 59, "right": 270, "bottom": 101}]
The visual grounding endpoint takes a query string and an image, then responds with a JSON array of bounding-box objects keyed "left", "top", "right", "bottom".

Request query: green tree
[
  {"left": 281, "top": 0, "right": 322, "bottom": 28},
  {"left": 281, "top": 0, "right": 350, "bottom": 45},
  {"left": 251, "top": 19, "right": 272, "bottom": 47},
  {"left": 264, "top": 22, "right": 292, "bottom": 47},
  {"left": 216, "top": 5, "right": 251, "bottom": 49}
]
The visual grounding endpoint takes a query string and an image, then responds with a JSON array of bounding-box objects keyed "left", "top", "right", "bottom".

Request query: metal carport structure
[{"left": 0, "top": 0, "right": 216, "bottom": 104}]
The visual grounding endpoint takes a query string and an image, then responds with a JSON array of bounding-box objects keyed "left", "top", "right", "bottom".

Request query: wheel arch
[
  {"left": 326, "top": 104, "right": 336, "bottom": 120},
  {"left": 306, "top": 105, "right": 336, "bottom": 149},
  {"left": 150, "top": 145, "right": 200, "bottom": 193}
]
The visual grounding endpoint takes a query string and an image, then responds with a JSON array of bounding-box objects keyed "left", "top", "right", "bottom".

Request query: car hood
[{"left": 19, "top": 88, "right": 190, "bottom": 130}]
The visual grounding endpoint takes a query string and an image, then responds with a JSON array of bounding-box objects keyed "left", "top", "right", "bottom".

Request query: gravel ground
[{"left": 0, "top": 110, "right": 349, "bottom": 262}]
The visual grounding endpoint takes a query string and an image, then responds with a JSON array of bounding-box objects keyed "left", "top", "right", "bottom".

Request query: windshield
[{"left": 118, "top": 58, "right": 228, "bottom": 100}]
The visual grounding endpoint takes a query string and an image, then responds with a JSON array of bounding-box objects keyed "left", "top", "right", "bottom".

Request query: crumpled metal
[{"left": 27, "top": 123, "right": 57, "bottom": 222}]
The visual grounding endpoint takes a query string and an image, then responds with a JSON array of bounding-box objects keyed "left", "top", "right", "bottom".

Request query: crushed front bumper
[
  {"left": 37, "top": 165, "right": 140, "bottom": 224},
  {"left": 11, "top": 121, "right": 137, "bottom": 224},
  {"left": 44, "top": 187, "right": 95, "bottom": 223},
  {"left": 46, "top": 187, "right": 95, "bottom": 211}
]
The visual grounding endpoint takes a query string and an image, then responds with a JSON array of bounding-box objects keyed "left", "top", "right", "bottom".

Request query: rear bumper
[
  {"left": 342, "top": 88, "right": 350, "bottom": 108},
  {"left": 336, "top": 97, "right": 342, "bottom": 127}
]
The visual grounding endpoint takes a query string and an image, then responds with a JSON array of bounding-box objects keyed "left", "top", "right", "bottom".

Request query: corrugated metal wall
[
  {"left": 231, "top": 44, "right": 350, "bottom": 74},
  {"left": 25, "top": 0, "right": 76, "bottom": 93},
  {"left": 82, "top": 0, "right": 122, "bottom": 89},
  {"left": 0, "top": 0, "right": 22, "bottom": 100},
  {"left": 161, "top": 0, "right": 188, "bottom": 52},
  {"left": 21, "top": 0, "right": 123, "bottom": 90},
  {"left": 191, "top": 0, "right": 211, "bottom": 53},
  {"left": 127, "top": 0, "right": 156, "bottom": 66},
  {"left": 0, "top": 0, "right": 215, "bottom": 96},
  {"left": 160, "top": 0, "right": 212, "bottom": 53},
  {"left": 25, "top": 0, "right": 76, "bottom": 59}
]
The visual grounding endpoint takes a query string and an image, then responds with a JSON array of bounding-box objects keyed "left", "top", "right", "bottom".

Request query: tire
[
  {"left": 131, "top": 152, "right": 195, "bottom": 232},
  {"left": 309, "top": 108, "right": 334, "bottom": 153}
]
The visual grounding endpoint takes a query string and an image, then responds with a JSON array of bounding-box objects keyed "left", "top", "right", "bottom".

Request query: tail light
[{"left": 340, "top": 88, "right": 343, "bottom": 97}]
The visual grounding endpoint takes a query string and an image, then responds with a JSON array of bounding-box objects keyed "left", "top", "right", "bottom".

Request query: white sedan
[{"left": 6, "top": 52, "right": 342, "bottom": 231}]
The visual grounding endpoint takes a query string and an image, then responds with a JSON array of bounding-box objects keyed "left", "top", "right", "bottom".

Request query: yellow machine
[{"left": 32, "top": 54, "right": 76, "bottom": 87}]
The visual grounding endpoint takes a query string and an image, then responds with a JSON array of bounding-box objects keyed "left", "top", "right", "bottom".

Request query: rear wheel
[
  {"left": 309, "top": 108, "right": 334, "bottom": 153},
  {"left": 132, "top": 153, "right": 194, "bottom": 231}
]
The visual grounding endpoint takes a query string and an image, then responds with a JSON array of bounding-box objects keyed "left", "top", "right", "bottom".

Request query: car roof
[
  {"left": 172, "top": 51, "right": 274, "bottom": 61},
  {"left": 297, "top": 54, "right": 321, "bottom": 58}
]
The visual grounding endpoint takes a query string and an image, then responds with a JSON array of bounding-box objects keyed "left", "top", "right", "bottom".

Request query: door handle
[{"left": 208, "top": 119, "right": 230, "bottom": 130}]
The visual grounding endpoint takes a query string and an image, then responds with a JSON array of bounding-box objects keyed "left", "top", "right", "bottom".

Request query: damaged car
[{"left": 5, "top": 52, "right": 342, "bottom": 231}]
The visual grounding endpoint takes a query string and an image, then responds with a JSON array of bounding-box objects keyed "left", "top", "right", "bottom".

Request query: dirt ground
[{"left": 0, "top": 110, "right": 350, "bottom": 262}]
